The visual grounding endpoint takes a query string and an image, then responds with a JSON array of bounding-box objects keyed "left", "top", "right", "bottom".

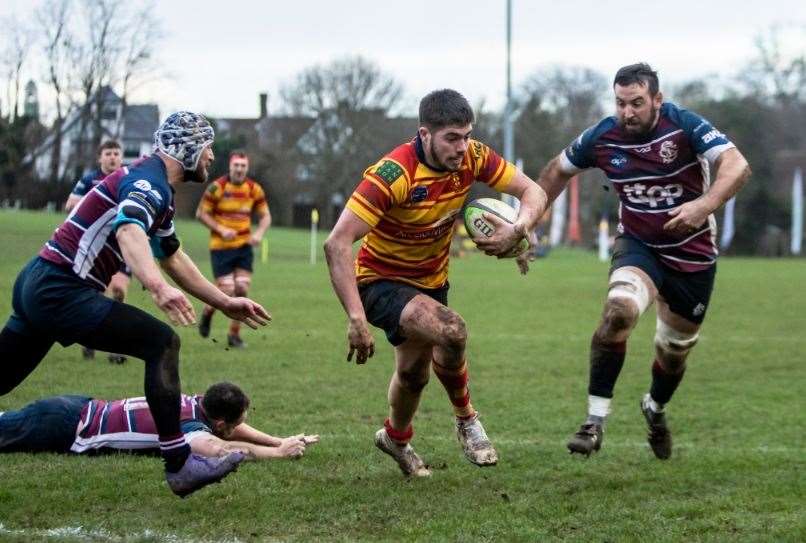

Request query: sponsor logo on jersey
[
  {"left": 149, "top": 189, "right": 163, "bottom": 202},
  {"left": 701, "top": 129, "right": 725, "bottom": 144},
  {"left": 410, "top": 186, "right": 428, "bottom": 203},
  {"left": 611, "top": 155, "right": 628, "bottom": 168},
  {"left": 692, "top": 303, "right": 706, "bottom": 317},
  {"left": 134, "top": 179, "right": 152, "bottom": 191},
  {"left": 659, "top": 140, "right": 678, "bottom": 163},
  {"left": 623, "top": 182, "right": 684, "bottom": 208},
  {"left": 636, "top": 145, "right": 652, "bottom": 153}
]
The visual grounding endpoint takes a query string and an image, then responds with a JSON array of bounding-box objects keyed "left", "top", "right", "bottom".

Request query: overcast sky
[{"left": 2, "top": 0, "right": 804, "bottom": 119}]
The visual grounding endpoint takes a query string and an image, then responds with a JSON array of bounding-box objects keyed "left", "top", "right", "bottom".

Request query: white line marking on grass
[{"left": 0, "top": 524, "right": 252, "bottom": 543}]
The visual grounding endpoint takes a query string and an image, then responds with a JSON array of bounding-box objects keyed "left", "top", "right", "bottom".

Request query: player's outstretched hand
[
  {"left": 278, "top": 436, "right": 307, "bottom": 459},
  {"left": 301, "top": 434, "right": 320, "bottom": 445},
  {"left": 152, "top": 284, "right": 197, "bottom": 326},
  {"left": 473, "top": 212, "right": 523, "bottom": 256},
  {"left": 222, "top": 297, "right": 271, "bottom": 329},
  {"left": 347, "top": 317, "right": 374, "bottom": 364},
  {"left": 663, "top": 199, "right": 710, "bottom": 237},
  {"left": 516, "top": 230, "right": 537, "bottom": 274}
]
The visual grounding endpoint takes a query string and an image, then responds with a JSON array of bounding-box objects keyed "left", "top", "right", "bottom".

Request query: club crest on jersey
[
  {"left": 692, "top": 303, "right": 706, "bottom": 317},
  {"left": 133, "top": 179, "right": 152, "bottom": 191},
  {"left": 659, "top": 140, "right": 678, "bottom": 163},
  {"left": 410, "top": 186, "right": 428, "bottom": 203},
  {"left": 375, "top": 160, "right": 404, "bottom": 184},
  {"left": 611, "top": 155, "right": 628, "bottom": 168}
]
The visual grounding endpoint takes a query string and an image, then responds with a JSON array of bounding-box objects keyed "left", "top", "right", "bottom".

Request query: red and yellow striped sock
[{"left": 432, "top": 359, "right": 476, "bottom": 419}]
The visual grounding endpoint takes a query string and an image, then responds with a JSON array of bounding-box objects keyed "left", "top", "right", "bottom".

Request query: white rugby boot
[
  {"left": 374, "top": 429, "right": 431, "bottom": 477},
  {"left": 456, "top": 413, "right": 498, "bottom": 466}
]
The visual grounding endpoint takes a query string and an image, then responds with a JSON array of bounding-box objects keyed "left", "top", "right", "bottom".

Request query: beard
[
  {"left": 429, "top": 139, "right": 462, "bottom": 172},
  {"left": 620, "top": 107, "right": 659, "bottom": 140},
  {"left": 185, "top": 162, "right": 209, "bottom": 183}
]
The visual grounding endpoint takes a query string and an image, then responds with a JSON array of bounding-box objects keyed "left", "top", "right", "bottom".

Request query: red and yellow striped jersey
[
  {"left": 346, "top": 136, "right": 516, "bottom": 289},
  {"left": 201, "top": 176, "right": 268, "bottom": 250}
]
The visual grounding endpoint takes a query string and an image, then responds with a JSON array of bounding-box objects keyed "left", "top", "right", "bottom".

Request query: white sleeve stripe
[
  {"left": 702, "top": 143, "right": 735, "bottom": 165},
  {"left": 559, "top": 152, "right": 585, "bottom": 175}
]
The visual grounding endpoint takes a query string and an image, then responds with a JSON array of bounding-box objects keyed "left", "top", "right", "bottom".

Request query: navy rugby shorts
[
  {"left": 0, "top": 395, "right": 91, "bottom": 453},
  {"left": 6, "top": 257, "right": 116, "bottom": 346},
  {"left": 210, "top": 244, "right": 254, "bottom": 278},
  {"left": 610, "top": 234, "right": 716, "bottom": 324}
]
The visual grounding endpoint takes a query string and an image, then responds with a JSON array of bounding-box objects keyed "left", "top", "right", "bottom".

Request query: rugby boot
[
  {"left": 374, "top": 429, "right": 431, "bottom": 477},
  {"left": 227, "top": 334, "right": 246, "bottom": 349},
  {"left": 198, "top": 313, "right": 212, "bottom": 338},
  {"left": 567, "top": 422, "right": 603, "bottom": 456},
  {"left": 165, "top": 451, "right": 245, "bottom": 498},
  {"left": 641, "top": 394, "right": 672, "bottom": 460},
  {"left": 456, "top": 414, "right": 498, "bottom": 466},
  {"left": 82, "top": 347, "right": 95, "bottom": 360},
  {"left": 108, "top": 353, "right": 127, "bottom": 365}
]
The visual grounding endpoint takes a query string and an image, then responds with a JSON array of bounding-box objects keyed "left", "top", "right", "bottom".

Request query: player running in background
[
  {"left": 196, "top": 150, "right": 271, "bottom": 348},
  {"left": 534, "top": 63, "right": 750, "bottom": 459},
  {"left": 0, "top": 111, "right": 271, "bottom": 497},
  {"left": 325, "top": 89, "right": 546, "bottom": 477},
  {"left": 65, "top": 140, "right": 130, "bottom": 364},
  {"left": 0, "top": 382, "right": 318, "bottom": 461}
]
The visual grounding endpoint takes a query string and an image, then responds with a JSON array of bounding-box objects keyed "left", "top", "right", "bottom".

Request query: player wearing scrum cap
[
  {"left": 0, "top": 111, "right": 271, "bottom": 497},
  {"left": 533, "top": 63, "right": 750, "bottom": 459}
]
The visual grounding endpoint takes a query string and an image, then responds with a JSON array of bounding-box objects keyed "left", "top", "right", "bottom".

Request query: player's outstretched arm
[
  {"left": 323, "top": 209, "right": 375, "bottom": 364},
  {"left": 160, "top": 249, "right": 270, "bottom": 329},
  {"left": 537, "top": 154, "right": 577, "bottom": 207},
  {"left": 229, "top": 422, "right": 320, "bottom": 449},
  {"left": 116, "top": 224, "right": 196, "bottom": 326},
  {"left": 664, "top": 148, "right": 751, "bottom": 235},
  {"left": 190, "top": 434, "right": 309, "bottom": 460}
]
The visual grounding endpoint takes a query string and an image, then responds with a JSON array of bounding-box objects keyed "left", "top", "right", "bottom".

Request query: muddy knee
[{"left": 437, "top": 307, "right": 467, "bottom": 351}]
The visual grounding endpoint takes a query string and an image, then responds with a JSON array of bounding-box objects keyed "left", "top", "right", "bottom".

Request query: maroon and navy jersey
[
  {"left": 39, "top": 154, "right": 176, "bottom": 290},
  {"left": 70, "top": 394, "right": 210, "bottom": 453},
  {"left": 70, "top": 168, "right": 107, "bottom": 197},
  {"left": 559, "top": 102, "right": 735, "bottom": 272}
]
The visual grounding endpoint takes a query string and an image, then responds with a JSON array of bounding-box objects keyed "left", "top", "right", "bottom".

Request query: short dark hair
[
  {"left": 202, "top": 382, "right": 250, "bottom": 424},
  {"left": 229, "top": 149, "right": 248, "bottom": 161},
  {"left": 419, "top": 89, "right": 474, "bottom": 130},
  {"left": 97, "top": 140, "right": 121, "bottom": 156},
  {"left": 614, "top": 63, "right": 659, "bottom": 96}
]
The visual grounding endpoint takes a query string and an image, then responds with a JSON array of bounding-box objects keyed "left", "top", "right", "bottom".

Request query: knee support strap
[
  {"left": 654, "top": 317, "right": 699, "bottom": 355},
  {"left": 608, "top": 268, "right": 652, "bottom": 315}
]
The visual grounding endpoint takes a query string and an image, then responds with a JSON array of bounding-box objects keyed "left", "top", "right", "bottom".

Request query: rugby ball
[{"left": 463, "top": 198, "right": 529, "bottom": 258}]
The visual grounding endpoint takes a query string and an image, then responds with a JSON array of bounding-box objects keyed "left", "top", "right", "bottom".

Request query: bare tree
[
  {"left": 740, "top": 24, "right": 806, "bottom": 103},
  {"left": 115, "top": 2, "right": 162, "bottom": 139},
  {"left": 279, "top": 56, "right": 406, "bottom": 225},
  {"left": 36, "top": 0, "right": 73, "bottom": 181},
  {"left": 1, "top": 15, "right": 32, "bottom": 123}
]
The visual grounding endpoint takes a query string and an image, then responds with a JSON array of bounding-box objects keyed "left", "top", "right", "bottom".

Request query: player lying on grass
[{"left": 0, "top": 382, "right": 318, "bottom": 461}]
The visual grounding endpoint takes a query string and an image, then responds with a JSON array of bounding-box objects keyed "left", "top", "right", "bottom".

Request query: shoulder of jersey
[{"left": 372, "top": 141, "right": 418, "bottom": 184}]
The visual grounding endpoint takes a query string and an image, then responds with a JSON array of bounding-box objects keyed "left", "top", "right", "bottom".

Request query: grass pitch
[{"left": 0, "top": 210, "right": 803, "bottom": 542}]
